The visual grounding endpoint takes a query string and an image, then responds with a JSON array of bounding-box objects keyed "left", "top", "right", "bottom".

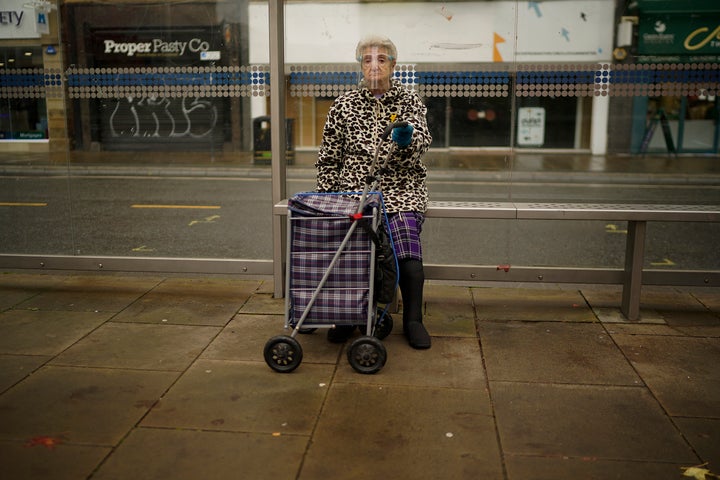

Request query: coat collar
[{"left": 358, "top": 78, "right": 403, "bottom": 101}]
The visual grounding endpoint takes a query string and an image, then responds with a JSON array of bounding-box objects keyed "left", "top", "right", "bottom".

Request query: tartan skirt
[{"left": 386, "top": 211, "right": 425, "bottom": 261}]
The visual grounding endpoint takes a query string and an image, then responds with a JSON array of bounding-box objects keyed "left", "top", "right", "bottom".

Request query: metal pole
[{"left": 269, "top": 0, "right": 287, "bottom": 298}]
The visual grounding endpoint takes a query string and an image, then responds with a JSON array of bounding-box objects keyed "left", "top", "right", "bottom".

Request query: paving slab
[
  {"left": 0, "top": 273, "right": 66, "bottom": 312},
  {"left": 576, "top": 285, "right": 626, "bottom": 308},
  {"left": 602, "top": 323, "right": 685, "bottom": 336},
  {"left": 0, "top": 288, "right": 35, "bottom": 312},
  {"left": 582, "top": 286, "right": 719, "bottom": 326},
  {"left": 334, "top": 335, "right": 487, "bottom": 389},
  {"left": 611, "top": 334, "right": 720, "bottom": 417},
  {"left": 580, "top": 286, "right": 698, "bottom": 307},
  {"left": 592, "top": 306, "right": 667, "bottom": 324},
  {"left": 423, "top": 284, "right": 477, "bottom": 337},
  {"left": 15, "top": 274, "right": 162, "bottom": 313},
  {"left": 300, "top": 382, "right": 502, "bottom": 480},
  {"left": 0, "top": 438, "right": 111, "bottom": 480},
  {"left": 142, "top": 359, "right": 334, "bottom": 435},
  {"left": 111, "top": 277, "right": 259, "bottom": 326},
  {"left": 692, "top": 290, "right": 720, "bottom": 312},
  {"left": 672, "top": 325, "right": 720, "bottom": 337},
  {"left": 0, "top": 365, "right": 178, "bottom": 445},
  {"left": 254, "top": 280, "right": 275, "bottom": 294},
  {"left": 0, "top": 274, "right": 716, "bottom": 480},
  {"left": 491, "top": 381, "right": 699, "bottom": 463},
  {"left": 0, "top": 309, "right": 110, "bottom": 356},
  {"left": 659, "top": 307, "right": 720, "bottom": 329},
  {"left": 90, "top": 427, "right": 306, "bottom": 480},
  {"left": 238, "top": 292, "right": 285, "bottom": 315},
  {"left": 0, "top": 354, "right": 50, "bottom": 393},
  {"left": 673, "top": 417, "right": 720, "bottom": 467},
  {"left": 637, "top": 288, "right": 716, "bottom": 313},
  {"left": 505, "top": 455, "right": 691, "bottom": 480},
  {"left": 50, "top": 322, "right": 221, "bottom": 371},
  {"left": 203, "top": 313, "right": 343, "bottom": 365},
  {"left": 472, "top": 287, "right": 596, "bottom": 322},
  {"left": 0, "top": 272, "right": 65, "bottom": 290},
  {"left": 0, "top": 284, "right": 48, "bottom": 312},
  {"left": 479, "top": 321, "right": 640, "bottom": 385}
]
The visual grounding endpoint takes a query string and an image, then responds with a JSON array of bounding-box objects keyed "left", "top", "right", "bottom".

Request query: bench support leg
[
  {"left": 621, "top": 220, "right": 646, "bottom": 321},
  {"left": 272, "top": 213, "right": 286, "bottom": 298}
]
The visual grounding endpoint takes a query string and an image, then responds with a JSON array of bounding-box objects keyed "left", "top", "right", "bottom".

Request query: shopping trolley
[{"left": 263, "top": 121, "right": 408, "bottom": 374}]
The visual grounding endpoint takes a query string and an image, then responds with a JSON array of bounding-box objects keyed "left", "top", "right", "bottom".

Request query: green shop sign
[
  {"left": 636, "top": 0, "right": 718, "bottom": 14},
  {"left": 639, "top": 14, "right": 720, "bottom": 57}
]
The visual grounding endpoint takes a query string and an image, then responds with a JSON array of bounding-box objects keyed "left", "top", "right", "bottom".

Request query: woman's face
[{"left": 360, "top": 46, "right": 395, "bottom": 89}]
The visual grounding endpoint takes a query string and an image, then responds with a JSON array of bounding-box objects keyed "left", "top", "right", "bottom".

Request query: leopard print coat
[{"left": 316, "top": 79, "right": 432, "bottom": 213}]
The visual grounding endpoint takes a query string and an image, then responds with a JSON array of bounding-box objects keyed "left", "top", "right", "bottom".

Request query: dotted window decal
[{"left": 2, "top": 63, "right": 718, "bottom": 101}]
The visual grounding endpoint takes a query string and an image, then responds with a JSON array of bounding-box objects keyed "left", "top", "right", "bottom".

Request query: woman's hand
[{"left": 391, "top": 123, "right": 414, "bottom": 147}]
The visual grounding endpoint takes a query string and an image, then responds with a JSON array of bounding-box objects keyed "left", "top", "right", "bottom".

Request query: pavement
[
  {"left": 1, "top": 271, "right": 719, "bottom": 480},
  {"left": 3, "top": 151, "right": 720, "bottom": 186}
]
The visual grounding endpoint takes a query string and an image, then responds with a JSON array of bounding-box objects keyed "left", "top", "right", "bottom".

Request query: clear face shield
[{"left": 359, "top": 47, "right": 395, "bottom": 91}]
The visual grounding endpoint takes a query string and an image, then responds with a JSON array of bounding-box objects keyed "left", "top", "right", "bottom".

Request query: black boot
[{"left": 399, "top": 259, "right": 431, "bottom": 349}]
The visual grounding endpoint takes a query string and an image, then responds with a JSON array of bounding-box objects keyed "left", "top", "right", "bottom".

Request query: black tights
[{"left": 398, "top": 258, "right": 424, "bottom": 325}]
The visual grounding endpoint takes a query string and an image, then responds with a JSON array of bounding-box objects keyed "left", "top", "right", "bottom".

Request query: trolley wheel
[
  {"left": 347, "top": 336, "right": 387, "bottom": 374},
  {"left": 374, "top": 310, "right": 393, "bottom": 340},
  {"left": 298, "top": 328, "right": 317, "bottom": 334},
  {"left": 264, "top": 335, "right": 303, "bottom": 373}
]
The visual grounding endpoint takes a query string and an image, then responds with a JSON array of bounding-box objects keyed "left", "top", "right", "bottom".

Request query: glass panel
[
  {"left": 0, "top": 46, "right": 48, "bottom": 140},
  {"left": 277, "top": 0, "right": 719, "bottom": 274},
  {"left": 1, "top": 1, "right": 271, "bottom": 261},
  {"left": 1, "top": 0, "right": 718, "bottom": 278},
  {"left": 86, "top": 1, "right": 265, "bottom": 260},
  {"left": 683, "top": 94, "right": 718, "bottom": 151}
]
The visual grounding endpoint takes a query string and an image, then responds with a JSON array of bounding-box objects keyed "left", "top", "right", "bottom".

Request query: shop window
[
  {"left": 0, "top": 46, "right": 48, "bottom": 140},
  {"left": 448, "top": 96, "right": 512, "bottom": 148},
  {"left": 515, "top": 96, "right": 578, "bottom": 149},
  {"left": 645, "top": 95, "right": 719, "bottom": 153},
  {"left": 64, "top": 2, "right": 246, "bottom": 152}
]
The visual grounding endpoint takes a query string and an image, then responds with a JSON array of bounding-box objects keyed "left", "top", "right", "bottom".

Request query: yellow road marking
[
  {"left": 0, "top": 202, "right": 47, "bottom": 207},
  {"left": 131, "top": 204, "right": 221, "bottom": 210},
  {"left": 651, "top": 258, "right": 676, "bottom": 266},
  {"left": 189, "top": 214, "right": 221, "bottom": 226},
  {"left": 132, "top": 245, "right": 156, "bottom": 252},
  {"left": 605, "top": 223, "right": 627, "bottom": 234}
]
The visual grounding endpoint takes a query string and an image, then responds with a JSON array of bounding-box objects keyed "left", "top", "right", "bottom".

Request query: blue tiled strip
[
  {"left": 66, "top": 71, "right": 267, "bottom": 87},
  {"left": 414, "top": 71, "right": 511, "bottom": 85},
  {"left": 1, "top": 65, "right": 718, "bottom": 99},
  {"left": 289, "top": 71, "right": 359, "bottom": 85}
]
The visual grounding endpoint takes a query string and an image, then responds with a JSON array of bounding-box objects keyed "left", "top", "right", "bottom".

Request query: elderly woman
[{"left": 315, "top": 35, "right": 432, "bottom": 349}]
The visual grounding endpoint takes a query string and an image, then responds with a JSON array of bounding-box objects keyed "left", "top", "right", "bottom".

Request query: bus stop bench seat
[{"left": 273, "top": 200, "right": 720, "bottom": 321}]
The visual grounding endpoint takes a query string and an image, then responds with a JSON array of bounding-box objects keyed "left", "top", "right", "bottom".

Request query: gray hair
[{"left": 355, "top": 35, "right": 397, "bottom": 62}]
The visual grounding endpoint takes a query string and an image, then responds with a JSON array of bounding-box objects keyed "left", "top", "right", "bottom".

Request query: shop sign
[
  {"left": 16, "top": 131, "right": 45, "bottom": 139},
  {"left": 102, "top": 38, "right": 212, "bottom": 57},
  {"left": 517, "top": 108, "right": 545, "bottom": 147},
  {"left": 0, "top": 1, "right": 36, "bottom": 39},
  {"left": 35, "top": 11, "right": 49, "bottom": 35},
  {"left": 92, "top": 30, "right": 219, "bottom": 62},
  {"left": 0, "top": 0, "right": 52, "bottom": 39},
  {"left": 639, "top": 14, "right": 720, "bottom": 56},
  {"left": 0, "top": 131, "right": 45, "bottom": 140}
]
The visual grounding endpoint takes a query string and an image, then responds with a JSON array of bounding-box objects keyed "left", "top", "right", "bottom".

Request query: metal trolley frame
[{"left": 263, "top": 121, "right": 407, "bottom": 374}]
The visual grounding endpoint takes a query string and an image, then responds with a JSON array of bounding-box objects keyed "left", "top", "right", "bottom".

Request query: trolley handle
[
  {"left": 357, "top": 121, "right": 409, "bottom": 215},
  {"left": 380, "top": 121, "right": 410, "bottom": 142}
]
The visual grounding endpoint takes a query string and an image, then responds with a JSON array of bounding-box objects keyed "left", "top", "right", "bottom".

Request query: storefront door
[
  {"left": 682, "top": 95, "right": 719, "bottom": 152},
  {"left": 639, "top": 95, "right": 719, "bottom": 154}
]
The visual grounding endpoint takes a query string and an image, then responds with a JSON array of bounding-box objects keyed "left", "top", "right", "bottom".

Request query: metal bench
[{"left": 274, "top": 200, "right": 720, "bottom": 320}]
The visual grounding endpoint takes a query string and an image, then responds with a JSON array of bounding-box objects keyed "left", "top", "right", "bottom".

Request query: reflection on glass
[
  {"left": 0, "top": 46, "right": 47, "bottom": 140},
  {"left": 0, "top": 0, "right": 717, "bottom": 273}
]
